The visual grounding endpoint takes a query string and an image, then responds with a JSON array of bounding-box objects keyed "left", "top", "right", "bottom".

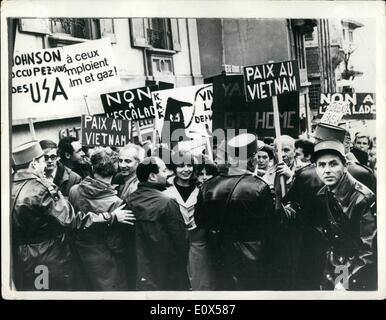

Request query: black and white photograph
[{"left": 1, "top": 0, "right": 385, "bottom": 301}]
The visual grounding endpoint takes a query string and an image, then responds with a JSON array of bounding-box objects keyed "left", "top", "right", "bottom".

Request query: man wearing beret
[
  {"left": 313, "top": 140, "right": 377, "bottom": 290},
  {"left": 194, "top": 133, "right": 275, "bottom": 290},
  {"left": 11, "top": 140, "right": 132, "bottom": 291}
]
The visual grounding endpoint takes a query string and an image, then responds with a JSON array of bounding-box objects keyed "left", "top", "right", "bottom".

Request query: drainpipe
[
  {"left": 221, "top": 18, "right": 226, "bottom": 71},
  {"left": 143, "top": 47, "right": 151, "bottom": 81}
]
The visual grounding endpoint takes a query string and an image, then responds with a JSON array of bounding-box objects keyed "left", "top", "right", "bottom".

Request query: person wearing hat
[
  {"left": 11, "top": 140, "right": 134, "bottom": 291},
  {"left": 194, "top": 133, "right": 275, "bottom": 290},
  {"left": 39, "top": 139, "right": 82, "bottom": 198},
  {"left": 312, "top": 139, "right": 377, "bottom": 290},
  {"left": 279, "top": 123, "right": 375, "bottom": 289}
]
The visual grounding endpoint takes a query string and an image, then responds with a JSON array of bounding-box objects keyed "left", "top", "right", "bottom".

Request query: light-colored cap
[
  {"left": 227, "top": 133, "right": 258, "bottom": 159},
  {"left": 12, "top": 140, "right": 44, "bottom": 165}
]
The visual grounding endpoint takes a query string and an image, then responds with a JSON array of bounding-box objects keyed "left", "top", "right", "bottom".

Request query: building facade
[
  {"left": 11, "top": 18, "right": 203, "bottom": 146},
  {"left": 196, "top": 18, "right": 315, "bottom": 134},
  {"left": 305, "top": 19, "right": 364, "bottom": 118}
]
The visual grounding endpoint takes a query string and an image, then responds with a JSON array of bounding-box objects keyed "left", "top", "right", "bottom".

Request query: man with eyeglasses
[{"left": 40, "top": 140, "right": 81, "bottom": 198}]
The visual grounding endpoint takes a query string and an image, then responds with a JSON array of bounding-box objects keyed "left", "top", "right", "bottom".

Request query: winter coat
[
  {"left": 194, "top": 171, "right": 275, "bottom": 290},
  {"left": 126, "top": 182, "right": 189, "bottom": 291},
  {"left": 163, "top": 184, "right": 199, "bottom": 230},
  {"left": 68, "top": 177, "right": 129, "bottom": 291},
  {"left": 283, "top": 163, "right": 377, "bottom": 289},
  {"left": 316, "top": 173, "right": 377, "bottom": 290},
  {"left": 11, "top": 170, "right": 90, "bottom": 291},
  {"left": 53, "top": 161, "right": 82, "bottom": 197},
  {"left": 112, "top": 172, "right": 140, "bottom": 201}
]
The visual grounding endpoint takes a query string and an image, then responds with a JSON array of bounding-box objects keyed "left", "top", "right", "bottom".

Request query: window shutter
[
  {"left": 100, "top": 19, "right": 116, "bottom": 43},
  {"left": 170, "top": 19, "right": 181, "bottom": 51},
  {"left": 19, "top": 18, "right": 51, "bottom": 34},
  {"left": 130, "top": 18, "right": 149, "bottom": 48}
]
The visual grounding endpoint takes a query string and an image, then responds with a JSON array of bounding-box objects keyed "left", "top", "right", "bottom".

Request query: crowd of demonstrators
[
  {"left": 10, "top": 141, "right": 132, "bottom": 290},
  {"left": 11, "top": 120, "right": 377, "bottom": 291}
]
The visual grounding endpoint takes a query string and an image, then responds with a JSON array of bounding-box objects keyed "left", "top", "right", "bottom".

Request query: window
[
  {"left": 304, "top": 31, "right": 313, "bottom": 41},
  {"left": 48, "top": 18, "right": 101, "bottom": 47},
  {"left": 342, "top": 29, "right": 346, "bottom": 40},
  {"left": 50, "top": 18, "right": 99, "bottom": 39},
  {"left": 130, "top": 18, "right": 181, "bottom": 51},
  {"left": 308, "top": 83, "right": 321, "bottom": 110},
  {"left": 146, "top": 19, "right": 172, "bottom": 50}
]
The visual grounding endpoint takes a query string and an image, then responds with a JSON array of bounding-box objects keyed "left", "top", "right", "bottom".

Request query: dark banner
[
  {"left": 243, "top": 60, "right": 300, "bottom": 102},
  {"left": 212, "top": 74, "right": 300, "bottom": 138},
  {"left": 316, "top": 93, "right": 376, "bottom": 120},
  {"left": 81, "top": 115, "right": 131, "bottom": 147},
  {"left": 100, "top": 85, "right": 159, "bottom": 123}
]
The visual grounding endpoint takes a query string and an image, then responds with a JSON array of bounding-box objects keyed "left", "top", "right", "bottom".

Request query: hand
[
  {"left": 345, "top": 152, "right": 357, "bottom": 165},
  {"left": 112, "top": 204, "right": 136, "bottom": 225},
  {"left": 276, "top": 162, "right": 293, "bottom": 180},
  {"left": 283, "top": 203, "right": 297, "bottom": 220},
  {"left": 253, "top": 168, "right": 266, "bottom": 177}
]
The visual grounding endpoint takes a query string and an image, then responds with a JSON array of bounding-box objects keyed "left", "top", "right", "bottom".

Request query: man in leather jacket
[
  {"left": 194, "top": 133, "right": 275, "bottom": 290},
  {"left": 11, "top": 141, "right": 132, "bottom": 291},
  {"left": 313, "top": 140, "right": 377, "bottom": 290},
  {"left": 283, "top": 124, "right": 376, "bottom": 289}
]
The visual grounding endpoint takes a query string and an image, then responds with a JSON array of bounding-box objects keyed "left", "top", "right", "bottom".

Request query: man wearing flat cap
[
  {"left": 194, "top": 133, "right": 275, "bottom": 290},
  {"left": 11, "top": 140, "right": 132, "bottom": 291},
  {"left": 312, "top": 139, "right": 377, "bottom": 290}
]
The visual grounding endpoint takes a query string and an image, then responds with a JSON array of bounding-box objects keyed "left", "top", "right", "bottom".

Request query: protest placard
[
  {"left": 64, "top": 38, "right": 120, "bottom": 96},
  {"left": 81, "top": 115, "right": 131, "bottom": 147},
  {"left": 243, "top": 60, "right": 300, "bottom": 196},
  {"left": 317, "top": 93, "right": 376, "bottom": 121},
  {"left": 152, "top": 84, "right": 213, "bottom": 142},
  {"left": 12, "top": 47, "right": 72, "bottom": 120},
  {"left": 320, "top": 100, "right": 350, "bottom": 126},
  {"left": 243, "top": 60, "right": 300, "bottom": 102},
  {"left": 100, "top": 85, "right": 158, "bottom": 122},
  {"left": 212, "top": 74, "right": 300, "bottom": 137}
]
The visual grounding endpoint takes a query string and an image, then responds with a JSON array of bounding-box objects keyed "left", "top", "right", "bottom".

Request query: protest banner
[
  {"left": 317, "top": 93, "right": 376, "bottom": 121},
  {"left": 81, "top": 115, "right": 131, "bottom": 147},
  {"left": 58, "top": 126, "right": 82, "bottom": 141},
  {"left": 243, "top": 60, "right": 300, "bottom": 196},
  {"left": 100, "top": 85, "right": 158, "bottom": 122},
  {"left": 152, "top": 84, "right": 213, "bottom": 146},
  {"left": 243, "top": 60, "right": 300, "bottom": 102},
  {"left": 64, "top": 38, "right": 121, "bottom": 96},
  {"left": 212, "top": 74, "right": 300, "bottom": 137},
  {"left": 12, "top": 47, "right": 71, "bottom": 120},
  {"left": 319, "top": 100, "right": 350, "bottom": 126}
]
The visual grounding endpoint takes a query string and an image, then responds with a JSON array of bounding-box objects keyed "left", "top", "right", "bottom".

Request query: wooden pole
[
  {"left": 135, "top": 121, "right": 143, "bottom": 145},
  {"left": 128, "top": 120, "right": 132, "bottom": 142},
  {"left": 28, "top": 118, "right": 37, "bottom": 140},
  {"left": 205, "top": 135, "right": 213, "bottom": 162},
  {"left": 272, "top": 96, "right": 286, "bottom": 197},
  {"left": 83, "top": 94, "right": 91, "bottom": 115}
]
